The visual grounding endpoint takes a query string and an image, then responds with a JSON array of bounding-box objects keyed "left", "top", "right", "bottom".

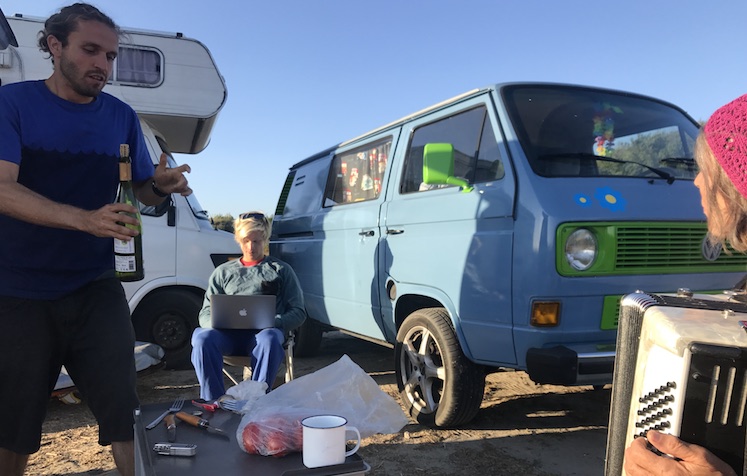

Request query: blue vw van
[{"left": 270, "top": 83, "right": 747, "bottom": 427}]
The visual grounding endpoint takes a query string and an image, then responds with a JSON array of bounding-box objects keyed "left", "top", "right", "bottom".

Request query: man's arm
[{"left": 0, "top": 160, "right": 139, "bottom": 240}]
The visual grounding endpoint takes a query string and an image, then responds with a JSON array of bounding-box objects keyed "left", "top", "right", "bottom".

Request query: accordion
[{"left": 604, "top": 290, "right": 747, "bottom": 475}]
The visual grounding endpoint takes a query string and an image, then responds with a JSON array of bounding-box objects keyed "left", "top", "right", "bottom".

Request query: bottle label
[
  {"left": 115, "top": 255, "right": 138, "bottom": 272},
  {"left": 114, "top": 238, "right": 135, "bottom": 254},
  {"left": 119, "top": 162, "right": 132, "bottom": 181}
]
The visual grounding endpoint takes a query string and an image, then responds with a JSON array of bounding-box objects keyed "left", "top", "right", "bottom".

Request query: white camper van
[{"left": 1, "top": 14, "right": 241, "bottom": 368}]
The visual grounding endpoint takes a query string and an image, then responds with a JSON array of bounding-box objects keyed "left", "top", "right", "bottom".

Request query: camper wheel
[
  {"left": 395, "top": 308, "right": 485, "bottom": 428},
  {"left": 132, "top": 289, "right": 201, "bottom": 369}
]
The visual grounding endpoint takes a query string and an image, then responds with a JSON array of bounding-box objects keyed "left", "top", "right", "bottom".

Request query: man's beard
[{"left": 58, "top": 54, "right": 106, "bottom": 99}]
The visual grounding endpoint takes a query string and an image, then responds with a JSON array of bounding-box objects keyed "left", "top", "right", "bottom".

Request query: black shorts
[{"left": 0, "top": 277, "right": 139, "bottom": 454}]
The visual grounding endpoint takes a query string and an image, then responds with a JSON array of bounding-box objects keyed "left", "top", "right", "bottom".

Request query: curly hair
[
  {"left": 37, "top": 3, "right": 119, "bottom": 62},
  {"left": 694, "top": 133, "right": 747, "bottom": 252}
]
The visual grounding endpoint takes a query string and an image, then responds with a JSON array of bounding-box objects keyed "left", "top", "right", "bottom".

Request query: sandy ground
[{"left": 28, "top": 332, "right": 611, "bottom": 475}]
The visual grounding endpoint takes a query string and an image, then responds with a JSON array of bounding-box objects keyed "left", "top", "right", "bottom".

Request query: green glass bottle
[{"left": 114, "top": 143, "right": 145, "bottom": 281}]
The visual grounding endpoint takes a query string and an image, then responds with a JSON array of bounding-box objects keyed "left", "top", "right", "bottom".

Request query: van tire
[
  {"left": 395, "top": 308, "right": 485, "bottom": 428},
  {"left": 292, "top": 318, "right": 324, "bottom": 357},
  {"left": 132, "top": 290, "right": 201, "bottom": 370}
]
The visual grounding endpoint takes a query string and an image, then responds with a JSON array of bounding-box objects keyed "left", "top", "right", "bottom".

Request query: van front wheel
[{"left": 395, "top": 308, "right": 485, "bottom": 428}]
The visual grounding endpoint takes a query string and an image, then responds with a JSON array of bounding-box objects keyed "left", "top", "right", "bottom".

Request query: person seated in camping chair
[{"left": 191, "top": 211, "right": 306, "bottom": 400}]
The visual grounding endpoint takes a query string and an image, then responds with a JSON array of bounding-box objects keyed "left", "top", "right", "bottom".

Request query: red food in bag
[
  {"left": 241, "top": 417, "right": 302, "bottom": 457},
  {"left": 241, "top": 423, "right": 260, "bottom": 454}
]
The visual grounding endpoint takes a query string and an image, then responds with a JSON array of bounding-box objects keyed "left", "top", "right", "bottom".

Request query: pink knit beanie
[{"left": 704, "top": 94, "right": 747, "bottom": 199}]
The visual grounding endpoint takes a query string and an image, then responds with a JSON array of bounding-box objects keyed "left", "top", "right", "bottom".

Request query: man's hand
[
  {"left": 80, "top": 203, "right": 141, "bottom": 240},
  {"left": 625, "top": 430, "right": 736, "bottom": 476},
  {"left": 153, "top": 153, "right": 192, "bottom": 196}
]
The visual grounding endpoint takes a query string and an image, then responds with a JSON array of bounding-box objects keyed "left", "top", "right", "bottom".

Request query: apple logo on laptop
[{"left": 239, "top": 308, "right": 248, "bottom": 317}]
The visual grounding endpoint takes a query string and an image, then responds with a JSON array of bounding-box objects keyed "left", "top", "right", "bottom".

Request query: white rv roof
[{"left": 1, "top": 15, "right": 227, "bottom": 154}]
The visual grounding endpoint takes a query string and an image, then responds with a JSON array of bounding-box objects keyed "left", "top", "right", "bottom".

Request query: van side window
[
  {"left": 113, "top": 46, "right": 163, "bottom": 86},
  {"left": 323, "top": 139, "right": 391, "bottom": 206},
  {"left": 401, "top": 105, "right": 503, "bottom": 194}
]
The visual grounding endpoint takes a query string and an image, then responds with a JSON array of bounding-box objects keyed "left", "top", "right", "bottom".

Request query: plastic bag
[
  {"left": 225, "top": 378, "right": 267, "bottom": 401},
  {"left": 236, "top": 354, "right": 408, "bottom": 456}
]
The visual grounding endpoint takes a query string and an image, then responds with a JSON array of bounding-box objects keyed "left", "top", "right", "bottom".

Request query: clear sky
[{"left": 3, "top": 0, "right": 747, "bottom": 218}]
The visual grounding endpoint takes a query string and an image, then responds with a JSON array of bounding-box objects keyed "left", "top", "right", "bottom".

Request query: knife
[
  {"left": 175, "top": 411, "right": 229, "bottom": 439},
  {"left": 164, "top": 414, "right": 177, "bottom": 442}
]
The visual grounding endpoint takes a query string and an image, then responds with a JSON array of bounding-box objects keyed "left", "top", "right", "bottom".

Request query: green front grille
[
  {"left": 557, "top": 222, "right": 747, "bottom": 276},
  {"left": 617, "top": 225, "right": 746, "bottom": 269}
]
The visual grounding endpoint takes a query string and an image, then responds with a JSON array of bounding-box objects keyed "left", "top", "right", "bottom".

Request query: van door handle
[
  {"left": 359, "top": 230, "right": 375, "bottom": 237},
  {"left": 386, "top": 229, "right": 404, "bottom": 235}
]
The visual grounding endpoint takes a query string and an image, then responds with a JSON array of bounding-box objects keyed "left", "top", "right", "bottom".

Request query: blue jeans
[{"left": 191, "top": 327, "right": 285, "bottom": 401}]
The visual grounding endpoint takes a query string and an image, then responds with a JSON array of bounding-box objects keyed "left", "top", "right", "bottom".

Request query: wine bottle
[{"left": 114, "top": 143, "right": 145, "bottom": 281}]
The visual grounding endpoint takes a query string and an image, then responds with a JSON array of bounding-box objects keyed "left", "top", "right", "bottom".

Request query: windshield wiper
[
  {"left": 659, "top": 157, "right": 695, "bottom": 165},
  {"left": 537, "top": 152, "right": 675, "bottom": 184}
]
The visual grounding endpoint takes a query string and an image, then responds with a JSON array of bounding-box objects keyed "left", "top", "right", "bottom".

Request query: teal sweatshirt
[{"left": 197, "top": 256, "right": 306, "bottom": 335}]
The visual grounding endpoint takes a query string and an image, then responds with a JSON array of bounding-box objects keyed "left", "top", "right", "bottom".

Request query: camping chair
[{"left": 221, "top": 330, "right": 295, "bottom": 388}]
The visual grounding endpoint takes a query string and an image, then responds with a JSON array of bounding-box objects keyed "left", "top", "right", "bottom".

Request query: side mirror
[{"left": 422, "top": 143, "right": 472, "bottom": 192}]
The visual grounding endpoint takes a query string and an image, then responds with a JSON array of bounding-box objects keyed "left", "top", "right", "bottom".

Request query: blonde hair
[
  {"left": 233, "top": 211, "right": 271, "bottom": 245},
  {"left": 694, "top": 133, "right": 747, "bottom": 252}
]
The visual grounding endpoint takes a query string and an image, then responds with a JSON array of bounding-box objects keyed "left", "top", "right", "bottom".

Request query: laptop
[{"left": 210, "top": 294, "right": 276, "bottom": 330}]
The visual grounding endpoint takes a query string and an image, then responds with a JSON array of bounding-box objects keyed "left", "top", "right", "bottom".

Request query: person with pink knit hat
[{"left": 622, "top": 96, "right": 747, "bottom": 475}]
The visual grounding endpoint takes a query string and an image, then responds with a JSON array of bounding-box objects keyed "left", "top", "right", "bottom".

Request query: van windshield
[{"left": 502, "top": 85, "right": 700, "bottom": 180}]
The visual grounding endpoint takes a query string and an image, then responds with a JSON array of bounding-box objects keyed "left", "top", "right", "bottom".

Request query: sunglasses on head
[{"left": 239, "top": 212, "right": 265, "bottom": 221}]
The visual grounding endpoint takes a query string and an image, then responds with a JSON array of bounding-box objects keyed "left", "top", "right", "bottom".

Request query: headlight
[{"left": 565, "top": 228, "right": 597, "bottom": 271}]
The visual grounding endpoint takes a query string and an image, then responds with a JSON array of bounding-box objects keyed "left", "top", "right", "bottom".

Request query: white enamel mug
[{"left": 301, "top": 414, "right": 361, "bottom": 468}]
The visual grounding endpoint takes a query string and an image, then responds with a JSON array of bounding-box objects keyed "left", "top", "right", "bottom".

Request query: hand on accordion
[{"left": 624, "top": 430, "right": 736, "bottom": 476}]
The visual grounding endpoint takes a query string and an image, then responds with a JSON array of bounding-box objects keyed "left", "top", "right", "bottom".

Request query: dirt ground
[{"left": 29, "top": 332, "right": 611, "bottom": 475}]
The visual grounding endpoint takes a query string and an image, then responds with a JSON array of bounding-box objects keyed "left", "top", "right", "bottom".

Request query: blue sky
[{"left": 3, "top": 0, "right": 747, "bottom": 217}]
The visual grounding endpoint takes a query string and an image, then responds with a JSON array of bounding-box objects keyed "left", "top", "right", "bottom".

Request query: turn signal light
[{"left": 531, "top": 302, "right": 560, "bottom": 327}]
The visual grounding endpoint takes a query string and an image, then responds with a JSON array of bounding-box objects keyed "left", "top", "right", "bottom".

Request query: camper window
[
  {"left": 323, "top": 138, "right": 391, "bottom": 206},
  {"left": 114, "top": 46, "right": 163, "bottom": 86}
]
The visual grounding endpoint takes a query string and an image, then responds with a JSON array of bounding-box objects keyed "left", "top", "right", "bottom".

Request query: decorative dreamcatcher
[{"left": 593, "top": 103, "right": 623, "bottom": 156}]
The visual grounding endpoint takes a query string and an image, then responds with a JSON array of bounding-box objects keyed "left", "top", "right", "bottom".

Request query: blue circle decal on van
[
  {"left": 595, "top": 186, "right": 626, "bottom": 212},
  {"left": 574, "top": 193, "right": 592, "bottom": 207}
]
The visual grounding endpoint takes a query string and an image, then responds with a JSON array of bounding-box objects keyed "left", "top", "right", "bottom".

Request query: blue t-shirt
[{"left": 0, "top": 80, "right": 153, "bottom": 299}]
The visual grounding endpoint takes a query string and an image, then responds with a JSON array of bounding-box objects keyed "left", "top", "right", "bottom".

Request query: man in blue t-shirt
[{"left": 0, "top": 4, "right": 192, "bottom": 476}]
